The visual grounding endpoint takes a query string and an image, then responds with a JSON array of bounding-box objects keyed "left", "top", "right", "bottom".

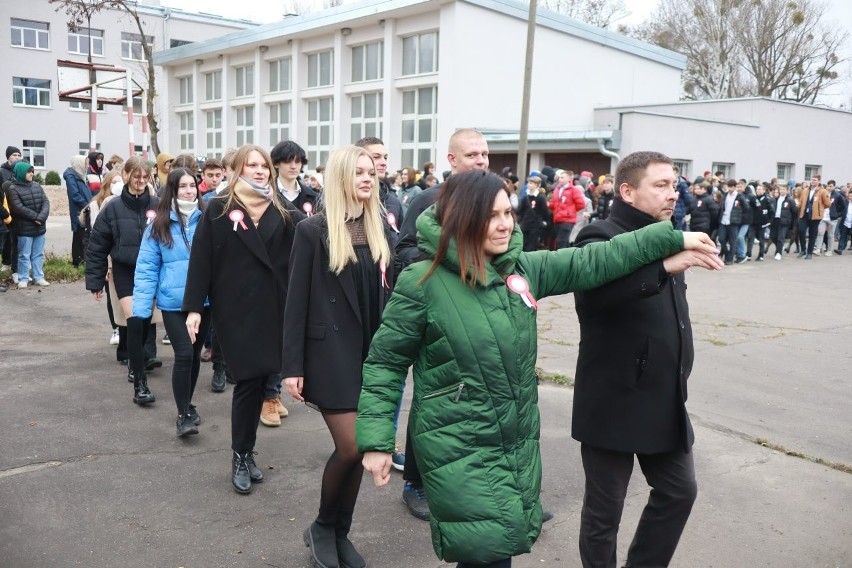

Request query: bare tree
[
  {"left": 281, "top": 0, "right": 321, "bottom": 16},
  {"left": 537, "top": 0, "right": 628, "bottom": 29},
  {"left": 630, "top": 0, "right": 849, "bottom": 103},
  {"left": 50, "top": 0, "right": 162, "bottom": 155}
]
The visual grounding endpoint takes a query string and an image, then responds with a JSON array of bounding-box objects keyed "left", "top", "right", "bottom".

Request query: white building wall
[
  {"left": 0, "top": 0, "right": 251, "bottom": 173},
  {"left": 595, "top": 98, "right": 852, "bottom": 182}
]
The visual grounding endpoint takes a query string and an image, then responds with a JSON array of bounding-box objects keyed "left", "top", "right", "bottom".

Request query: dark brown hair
[
  {"left": 614, "top": 151, "right": 672, "bottom": 201},
  {"left": 422, "top": 170, "right": 511, "bottom": 287},
  {"left": 150, "top": 168, "right": 202, "bottom": 248}
]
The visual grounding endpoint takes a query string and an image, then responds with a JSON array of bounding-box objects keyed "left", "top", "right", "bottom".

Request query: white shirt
[
  {"left": 721, "top": 192, "right": 737, "bottom": 225},
  {"left": 844, "top": 200, "right": 852, "bottom": 228}
]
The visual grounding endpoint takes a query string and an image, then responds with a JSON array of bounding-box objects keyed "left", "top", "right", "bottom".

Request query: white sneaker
[
  {"left": 110, "top": 328, "right": 120, "bottom": 345},
  {"left": 12, "top": 273, "right": 19, "bottom": 284},
  {"left": 824, "top": 251, "right": 833, "bottom": 257},
  {"left": 17, "top": 281, "right": 28, "bottom": 289},
  {"left": 34, "top": 279, "right": 50, "bottom": 286},
  {"left": 814, "top": 249, "right": 821, "bottom": 256},
  {"left": 774, "top": 253, "right": 781, "bottom": 260}
]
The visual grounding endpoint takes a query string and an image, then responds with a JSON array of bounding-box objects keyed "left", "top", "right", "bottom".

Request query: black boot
[
  {"left": 335, "top": 511, "right": 366, "bottom": 568},
  {"left": 232, "top": 451, "right": 252, "bottom": 494},
  {"left": 176, "top": 412, "right": 199, "bottom": 437},
  {"left": 211, "top": 365, "right": 227, "bottom": 392},
  {"left": 245, "top": 450, "right": 263, "bottom": 483},
  {"left": 127, "top": 367, "right": 135, "bottom": 383},
  {"left": 303, "top": 521, "right": 339, "bottom": 568},
  {"left": 187, "top": 404, "right": 201, "bottom": 426},
  {"left": 133, "top": 373, "right": 155, "bottom": 405}
]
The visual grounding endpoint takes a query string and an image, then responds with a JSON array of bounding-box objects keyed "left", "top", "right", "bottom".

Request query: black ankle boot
[
  {"left": 176, "top": 411, "right": 198, "bottom": 437},
  {"left": 133, "top": 374, "right": 155, "bottom": 405},
  {"left": 335, "top": 511, "right": 366, "bottom": 568},
  {"left": 232, "top": 451, "right": 252, "bottom": 494},
  {"left": 245, "top": 451, "right": 263, "bottom": 483},
  {"left": 303, "top": 521, "right": 339, "bottom": 568}
]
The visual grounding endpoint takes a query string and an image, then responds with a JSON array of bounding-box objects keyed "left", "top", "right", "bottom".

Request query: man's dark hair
[
  {"left": 202, "top": 158, "right": 223, "bottom": 171},
  {"left": 714, "top": 171, "right": 724, "bottom": 177},
  {"left": 270, "top": 140, "right": 307, "bottom": 167},
  {"left": 613, "top": 151, "right": 672, "bottom": 201},
  {"left": 725, "top": 179, "right": 737, "bottom": 188},
  {"left": 355, "top": 137, "right": 384, "bottom": 148},
  {"left": 827, "top": 179, "right": 836, "bottom": 186}
]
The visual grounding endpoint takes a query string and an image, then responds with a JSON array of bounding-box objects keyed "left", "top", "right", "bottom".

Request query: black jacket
[
  {"left": 718, "top": 191, "right": 749, "bottom": 226},
  {"left": 85, "top": 189, "right": 158, "bottom": 291},
  {"left": 741, "top": 191, "right": 756, "bottom": 226},
  {"left": 379, "top": 179, "right": 403, "bottom": 245},
  {"left": 589, "top": 191, "right": 614, "bottom": 222},
  {"left": 829, "top": 191, "right": 847, "bottom": 221},
  {"left": 282, "top": 214, "right": 396, "bottom": 409},
  {"left": 752, "top": 193, "right": 773, "bottom": 226},
  {"left": 572, "top": 199, "right": 695, "bottom": 454},
  {"left": 687, "top": 194, "right": 718, "bottom": 232},
  {"left": 182, "top": 197, "right": 303, "bottom": 381},
  {"left": 278, "top": 177, "right": 319, "bottom": 217},
  {"left": 6, "top": 180, "right": 49, "bottom": 237},
  {"left": 770, "top": 195, "right": 798, "bottom": 227},
  {"left": 0, "top": 162, "right": 14, "bottom": 185},
  {"left": 395, "top": 182, "right": 441, "bottom": 271},
  {"left": 516, "top": 192, "right": 549, "bottom": 231}
]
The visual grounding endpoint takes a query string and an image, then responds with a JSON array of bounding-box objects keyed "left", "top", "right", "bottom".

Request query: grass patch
[
  {"left": 536, "top": 367, "right": 574, "bottom": 387},
  {"left": 547, "top": 338, "right": 575, "bottom": 347},
  {"left": 43, "top": 253, "right": 85, "bottom": 283},
  {"left": 754, "top": 437, "right": 852, "bottom": 475},
  {"left": 706, "top": 338, "right": 729, "bottom": 346}
]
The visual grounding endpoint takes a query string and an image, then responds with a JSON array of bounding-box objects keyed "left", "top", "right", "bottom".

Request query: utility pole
[{"left": 516, "top": 0, "right": 537, "bottom": 180}]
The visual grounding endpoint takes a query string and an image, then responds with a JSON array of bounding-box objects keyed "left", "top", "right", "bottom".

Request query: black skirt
[{"left": 112, "top": 262, "right": 135, "bottom": 298}]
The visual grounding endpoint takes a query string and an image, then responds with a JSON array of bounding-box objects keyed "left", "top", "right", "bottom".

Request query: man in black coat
[
  {"left": 572, "top": 151, "right": 718, "bottom": 568},
  {"left": 355, "top": 137, "right": 403, "bottom": 245}
]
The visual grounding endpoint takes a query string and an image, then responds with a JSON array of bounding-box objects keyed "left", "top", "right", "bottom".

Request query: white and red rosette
[
  {"left": 386, "top": 212, "right": 399, "bottom": 233},
  {"left": 145, "top": 210, "right": 156, "bottom": 225},
  {"left": 506, "top": 274, "right": 537, "bottom": 310},
  {"left": 229, "top": 209, "right": 248, "bottom": 231},
  {"left": 303, "top": 202, "right": 314, "bottom": 217}
]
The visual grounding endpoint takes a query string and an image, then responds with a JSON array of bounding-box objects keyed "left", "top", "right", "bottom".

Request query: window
[
  {"left": 402, "top": 32, "right": 438, "bottom": 76},
  {"left": 70, "top": 100, "right": 91, "bottom": 111},
  {"left": 672, "top": 160, "right": 691, "bottom": 179},
  {"left": 352, "top": 42, "right": 383, "bottom": 82},
  {"left": 11, "top": 19, "right": 49, "bottom": 50},
  {"left": 205, "top": 71, "right": 222, "bottom": 101},
  {"left": 804, "top": 165, "right": 822, "bottom": 180},
  {"left": 306, "top": 97, "right": 333, "bottom": 167},
  {"left": 22, "top": 140, "right": 46, "bottom": 168},
  {"left": 170, "top": 39, "right": 192, "bottom": 48},
  {"left": 206, "top": 109, "right": 222, "bottom": 157},
  {"left": 269, "top": 58, "right": 291, "bottom": 92},
  {"left": 235, "top": 64, "right": 254, "bottom": 97},
  {"left": 712, "top": 162, "right": 733, "bottom": 180},
  {"left": 269, "top": 101, "right": 291, "bottom": 146},
  {"left": 235, "top": 106, "right": 255, "bottom": 146},
  {"left": 400, "top": 86, "right": 437, "bottom": 169},
  {"left": 13, "top": 77, "right": 51, "bottom": 108},
  {"left": 78, "top": 142, "right": 101, "bottom": 155},
  {"left": 178, "top": 112, "right": 194, "bottom": 152},
  {"left": 123, "top": 95, "right": 143, "bottom": 115},
  {"left": 178, "top": 76, "right": 193, "bottom": 105},
  {"left": 121, "top": 32, "right": 152, "bottom": 61},
  {"left": 307, "top": 50, "right": 333, "bottom": 88},
  {"left": 133, "top": 145, "right": 144, "bottom": 157},
  {"left": 68, "top": 28, "right": 103, "bottom": 56},
  {"left": 350, "top": 92, "right": 383, "bottom": 142},
  {"left": 776, "top": 163, "right": 794, "bottom": 181}
]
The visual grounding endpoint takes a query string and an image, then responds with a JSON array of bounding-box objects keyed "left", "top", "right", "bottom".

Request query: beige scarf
[{"left": 232, "top": 177, "right": 272, "bottom": 226}]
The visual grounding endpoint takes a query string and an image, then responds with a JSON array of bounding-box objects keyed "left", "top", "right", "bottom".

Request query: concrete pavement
[{"left": 1, "top": 221, "right": 850, "bottom": 567}]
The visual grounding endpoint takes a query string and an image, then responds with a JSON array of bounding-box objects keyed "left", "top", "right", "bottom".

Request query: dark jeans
[
  {"left": 457, "top": 559, "right": 511, "bottom": 568},
  {"left": 717, "top": 223, "right": 739, "bottom": 263},
  {"left": 232, "top": 376, "right": 269, "bottom": 454},
  {"left": 838, "top": 224, "right": 851, "bottom": 251},
  {"left": 555, "top": 222, "right": 574, "bottom": 249},
  {"left": 746, "top": 224, "right": 767, "bottom": 258},
  {"left": 798, "top": 218, "right": 819, "bottom": 255},
  {"left": 71, "top": 227, "right": 88, "bottom": 266},
  {"left": 522, "top": 227, "right": 542, "bottom": 252},
  {"left": 162, "top": 309, "right": 211, "bottom": 414},
  {"left": 579, "top": 444, "right": 697, "bottom": 568},
  {"left": 769, "top": 222, "right": 789, "bottom": 256},
  {"left": 263, "top": 375, "right": 283, "bottom": 400}
]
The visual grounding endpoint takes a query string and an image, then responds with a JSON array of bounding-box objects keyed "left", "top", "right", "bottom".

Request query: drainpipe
[
  {"left": 163, "top": 8, "right": 171, "bottom": 49},
  {"left": 598, "top": 140, "right": 620, "bottom": 170}
]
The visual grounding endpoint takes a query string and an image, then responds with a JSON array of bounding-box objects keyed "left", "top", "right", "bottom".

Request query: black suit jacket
[
  {"left": 183, "top": 197, "right": 303, "bottom": 381},
  {"left": 282, "top": 214, "right": 397, "bottom": 410},
  {"left": 571, "top": 200, "right": 695, "bottom": 454}
]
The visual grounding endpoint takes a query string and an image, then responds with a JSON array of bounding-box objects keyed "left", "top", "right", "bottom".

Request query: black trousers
[
  {"left": 522, "top": 227, "right": 542, "bottom": 252},
  {"left": 717, "top": 223, "right": 739, "bottom": 263},
  {"left": 798, "top": 218, "right": 819, "bottom": 255},
  {"left": 162, "top": 309, "right": 211, "bottom": 414},
  {"left": 71, "top": 227, "right": 87, "bottom": 266},
  {"left": 231, "top": 376, "right": 269, "bottom": 454},
  {"left": 769, "top": 221, "right": 788, "bottom": 256},
  {"left": 579, "top": 443, "right": 697, "bottom": 568},
  {"left": 402, "top": 416, "right": 422, "bottom": 483},
  {"left": 457, "top": 559, "right": 511, "bottom": 568},
  {"left": 2, "top": 226, "right": 17, "bottom": 272},
  {"left": 746, "top": 224, "right": 767, "bottom": 258},
  {"left": 555, "top": 222, "right": 575, "bottom": 249}
]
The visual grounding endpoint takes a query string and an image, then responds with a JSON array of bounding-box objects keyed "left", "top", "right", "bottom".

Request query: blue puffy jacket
[{"left": 132, "top": 208, "right": 205, "bottom": 317}]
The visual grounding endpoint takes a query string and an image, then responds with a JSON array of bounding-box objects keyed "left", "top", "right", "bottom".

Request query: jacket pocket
[
  {"left": 306, "top": 323, "right": 326, "bottom": 340},
  {"left": 422, "top": 382, "right": 465, "bottom": 402}
]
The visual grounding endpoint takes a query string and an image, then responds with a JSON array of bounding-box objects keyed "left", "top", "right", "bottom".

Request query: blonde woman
[
  {"left": 183, "top": 145, "right": 302, "bottom": 493},
  {"left": 283, "top": 145, "right": 394, "bottom": 568}
]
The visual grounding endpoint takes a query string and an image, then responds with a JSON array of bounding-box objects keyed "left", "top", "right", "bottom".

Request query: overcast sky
[{"left": 161, "top": 0, "right": 851, "bottom": 107}]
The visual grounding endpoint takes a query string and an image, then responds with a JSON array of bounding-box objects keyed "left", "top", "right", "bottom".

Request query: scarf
[
  {"left": 177, "top": 198, "right": 198, "bottom": 224},
  {"left": 233, "top": 176, "right": 272, "bottom": 225}
]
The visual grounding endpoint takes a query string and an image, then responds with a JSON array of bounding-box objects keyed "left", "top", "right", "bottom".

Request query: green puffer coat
[{"left": 356, "top": 206, "right": 684, "bottom": 563}]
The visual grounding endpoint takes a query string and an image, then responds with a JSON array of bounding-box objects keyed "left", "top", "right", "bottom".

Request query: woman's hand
[
  {"left": 106, "top": 267, "right": 112, "bottom": 282},
  {"left": 284, "top": 376, "right": 304, "bottom": 402},
  {"left": 185, "top": 312, "right": 201, "bottom": 344},
  {"left": 663, "top": 250, "right": 724, "bottom": 274},
  {"left": 681, "top": 231, "right": 719, "bottom": 255},
  {"left": 92, "top": 290, "right": 103, "bottom": 301},
  {"left": 363, "top": 451, "right": 393, "bottom": 487}
]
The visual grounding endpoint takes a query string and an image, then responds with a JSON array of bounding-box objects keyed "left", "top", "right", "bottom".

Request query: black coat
[
  {"left": 687, "top": 194, "right": 718, "bottom": 232},
  {"left": 752, "top": 193, "right": 773, "bottom": 226},
  {"left": 589, "top": 191, "right": 614, "bottom": 222},
  {"left": 516, "top": 192, "right": 549, "bottom": 231},
  {"left": 718, "top": 191, "right": 749, "bottom": 226},
  {"left": 182, "top": 197, "right": 303, "bottom": 381},
  {"left": 7, "top": 180, "right": 49, "bottom": 237},
  {"left": 278, "top": 177, "right": 320, "bottom": 216},
  {"left": 829, "top": 191, "right": 847, "bottom": 221},
  {"left": 572, "top": 199, "right": 695, "bottom": 454},
  {"left": 395, "top": 183, "right": 441, "bottom": 271},
  {"left": 770, "top": 195, "right": 798, "bottom": 227},
  {"left": 85, "top": 189, "right": 157, "bottom": 291},
  {"left": 282, "top": 213, "right": 396, "bottom": 410}
]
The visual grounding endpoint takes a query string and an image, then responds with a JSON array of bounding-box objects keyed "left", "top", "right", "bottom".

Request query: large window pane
[
  {"left": 364, "top": 93, "right": 377, "bottom": 118},
  {"left": 320, "top": 98, "right": 331, "bottom": 121},
  {"left": 366, "top": 42, "right": 380, "bottom": 80},
  {"left": 419, "top": 33, "right": 436, "bottom": 73},
  {"left": 352, "top": 45, "right": 364, "bottom": 82},
  {"left": 402, "top": 120, "right": 415, "bottom": 143},
  {"left": 402, "top": 90, "right": 415, "bottom": 114},
  {"left": 351, "top": 95, "right": 362, "bottom": 118},
  {"left": 418, "top": 87, "right": 433, "bottom": 114},
  {"left": 320, "top": 51, "right": 332, "bottom": 86},
  {"left": 402, "top": 36, "right": 416, "bottom": 75}
]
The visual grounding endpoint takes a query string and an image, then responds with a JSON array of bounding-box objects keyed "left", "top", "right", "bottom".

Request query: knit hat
[
  {"left": 540, "top": 166, "right": 556, "bottom": 184},
  {"left": 6, "top": 146, "right": 21, "bottom": 160}
]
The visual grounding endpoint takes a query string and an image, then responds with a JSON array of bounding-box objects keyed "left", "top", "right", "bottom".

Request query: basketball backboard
[{"left": 57, "top": 59, "right": 142, "bottom": 104}]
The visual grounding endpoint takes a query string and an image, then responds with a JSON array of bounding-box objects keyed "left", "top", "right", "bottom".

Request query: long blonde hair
[
  {"left": 324, "top": 145, "right": 391, "bottom": 274},
  {"left": 220, "top": 144, "right": 292, "bottom": 221}
]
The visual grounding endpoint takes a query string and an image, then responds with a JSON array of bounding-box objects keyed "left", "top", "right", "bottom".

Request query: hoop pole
[
  {"left": 90, "top": 85, "right": 98, "bottom": 152},
  {"left": 126, "top": 69, "right": 135, "bottom": 157},
  {"left": 141, "top": 90, "right": 149, "bottom": 161}
]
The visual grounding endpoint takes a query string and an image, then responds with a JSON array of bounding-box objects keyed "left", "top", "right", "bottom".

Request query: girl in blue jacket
[{"left": 133, "top": 168, "right": 209, "bottom": 437}]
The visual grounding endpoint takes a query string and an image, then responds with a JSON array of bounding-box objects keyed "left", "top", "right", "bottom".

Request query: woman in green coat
[{"left": 356, "top": 170, "right": 721, "bottom": 567}]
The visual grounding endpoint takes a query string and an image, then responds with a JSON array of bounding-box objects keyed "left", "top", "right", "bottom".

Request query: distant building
[{"left": 2, "top": 0, "right": 254, "bottom": 172}]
